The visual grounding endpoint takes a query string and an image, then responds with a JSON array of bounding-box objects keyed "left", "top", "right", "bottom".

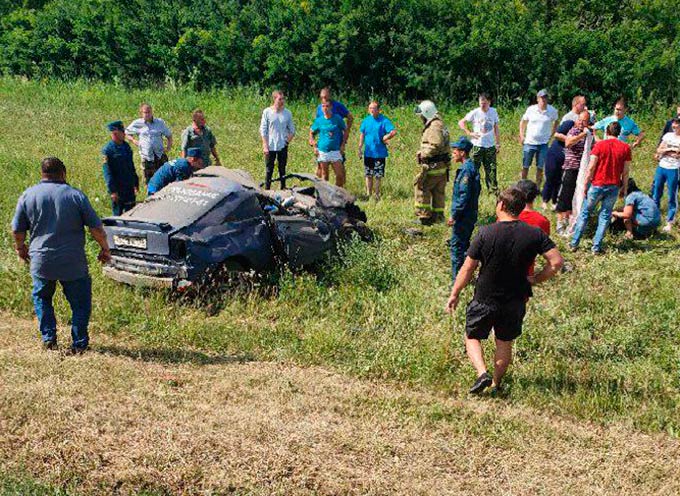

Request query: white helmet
[{"left": 415, "top": 100, "right": 438, "bottom": 122}]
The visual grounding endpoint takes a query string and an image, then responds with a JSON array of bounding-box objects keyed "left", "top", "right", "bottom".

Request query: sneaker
[
  {"left": 42, "top": 340, "right": 58, "bottom": 351},
  {"left": 469, "top": 372, "right": 492, "bottom": 395},
  {"left": 541, "top": 201, "right": 549, "bottom": 210},
  {"left": 592, "top": 248, "right": 605, "bottom": 255},
  {"left": 662, "top": 223, "right": 672, "bottom": 233}
]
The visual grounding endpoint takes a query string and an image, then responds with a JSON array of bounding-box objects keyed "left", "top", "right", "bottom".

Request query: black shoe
[
  {"left": 489, "top": 383, "right": 504, "bottom": 397},
  {"left": 469, "top": 372, "right": 492, "bottom": 395},
  {"left": 42, "top": 340, "right": 58, "bottom": 351},
  {"left": 65, "top": 346, "right": 88, "bottom": 356},
  {"left": 418, "top": 217, "right": 434, "bottom": 226}
]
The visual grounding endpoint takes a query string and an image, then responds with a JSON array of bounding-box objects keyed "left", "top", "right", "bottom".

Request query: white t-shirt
[
  {"left": 659, "top": 132, "right": 680, "bottom": 169},
  {"left": 463, "top": 107, "right": 499, "bottom": 148},
  {"left": 522, "top": 104, "right": 558, "bottom": 145}
]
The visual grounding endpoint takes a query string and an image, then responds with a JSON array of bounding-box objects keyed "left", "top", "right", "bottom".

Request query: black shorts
[
  {"left": 364, "top": 157, "right": 386, "bottom": 178},
  {"left": 465, "top": 299, "right": 527, "bottom": 342},
  {"left": 556, "top": 168, "right": 579, "bottom": 212}
]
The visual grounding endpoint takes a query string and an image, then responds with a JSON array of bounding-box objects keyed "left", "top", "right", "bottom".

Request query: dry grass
[{"left": 1, "top": 314, "right": 678, "bottom": 496}]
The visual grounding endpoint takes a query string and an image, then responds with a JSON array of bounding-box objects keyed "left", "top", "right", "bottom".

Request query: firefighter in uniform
[
  {"left": 414, "top": 100, "right": 451, "bottom": 224},
  {"left": 448, "top": 136, "right": 481, "bottom": 280}
]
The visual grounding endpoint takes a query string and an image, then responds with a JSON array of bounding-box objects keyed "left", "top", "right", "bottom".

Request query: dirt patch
[{"left": 1, "top": 315, "right": 678, "bottom": 495}]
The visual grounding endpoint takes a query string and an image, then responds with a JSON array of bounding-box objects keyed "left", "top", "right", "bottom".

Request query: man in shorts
[
  {"left": 358, "top": 101, "right": 396, "bottom": 200},
  {"left": 446, "top": 186, "right": 564, "bottom": 394},
  {"left": 519, "top": 89, "right": 558, "bottom": 190}
]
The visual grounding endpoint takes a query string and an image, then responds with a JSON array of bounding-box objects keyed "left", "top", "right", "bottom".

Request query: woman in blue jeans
[{"left": 652, "top": 117, "right": 680, "bottom": 233}]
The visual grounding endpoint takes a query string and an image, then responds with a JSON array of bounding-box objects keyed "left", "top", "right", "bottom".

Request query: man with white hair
[{"left": 414, "top": 100, "right": 451, "bottom": 225}]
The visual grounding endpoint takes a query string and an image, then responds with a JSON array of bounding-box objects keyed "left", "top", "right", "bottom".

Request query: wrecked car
[{"left": 102, "top": 166, "right": 371, "bottom": 288}]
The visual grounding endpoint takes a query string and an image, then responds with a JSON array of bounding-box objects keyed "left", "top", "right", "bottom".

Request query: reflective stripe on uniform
[
  {"left": 415, "top": 203, "right": 432, "bottom": 210},
  {"left": 432, "top": 207, "right": 445, "bottom": 213}
]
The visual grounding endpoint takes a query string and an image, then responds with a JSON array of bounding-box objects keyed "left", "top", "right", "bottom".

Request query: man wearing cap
[
  {"left": 448, "top": 136, "right": 481, "bottom": 280},
  {"left": 181, "top": 109, "right": 220, "bottom": 167},
  {"left": 11, "top": 157, "right": 111, "bottom": 353},
  {"left": 519, "top": 89, "right": 559, "bottom": 190},
  {"left": 102, "top": 121, "right": 139, "bottom": 215},
  {"left": 415, "top": 100, "right": 451, "bottom": 225},
  {"left": 125, "top": 103, "right": 173, "bottom": 184},
  {"left": 147, "top": 148, "right": 204, "bottom": 195}
]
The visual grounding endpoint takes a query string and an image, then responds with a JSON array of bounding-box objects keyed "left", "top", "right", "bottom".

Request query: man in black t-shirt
[{"left": 446, "top": 186, "right": 564, "bottom": 395}]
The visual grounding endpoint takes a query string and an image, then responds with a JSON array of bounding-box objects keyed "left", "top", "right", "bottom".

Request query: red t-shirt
[
  {"left": 590, "top": 139, "right": 632, "bottom": 186},
  {"left": 519, "top": 209, "right": 551, "bottom": 276}
]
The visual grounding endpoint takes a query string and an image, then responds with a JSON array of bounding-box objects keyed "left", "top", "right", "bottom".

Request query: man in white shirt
[
  {"left": 652, "top": 117, "right": 680, "bottom": 232},
  {"left": 260, "top": 90, "right": 296, "bottom": 189},
  {"left": 458, "top": 93, "right": 500, "bottom": 194},
  {"left": 125, "top": 103, "right": 173, "bottom": 184},
  {"left": 519, "top": 89, "right": 558, "bottom": 189}
]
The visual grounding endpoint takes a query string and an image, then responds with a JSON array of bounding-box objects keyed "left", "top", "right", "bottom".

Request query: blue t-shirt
[
  {"left": 11, "top": 181, "right": 102, "bottom": 281},
  {"left": 548, "top": 120, "right": 575, "bottom": 154},
  {"left": 310, "top": 115, "right": 346, "bottom": 152},
  {"left": 147, "top": 159, "right": 193, "bottom": 195},
  {"left": 359, "top": 114, "right": 395, "bottom": 158},
  {"left": 625, "top": 191, "right": 661, "bottom": 227},
  {"left": 594, "top": 115, "right": 640, "bottom": 143},
  {"left": 315, "top": 100, "right": 349, "bottom": 119}
]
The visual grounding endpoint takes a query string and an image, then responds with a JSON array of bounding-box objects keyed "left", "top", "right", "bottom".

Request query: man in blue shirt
[
  {"left": 312, "top": 87, "right": 354, "bottom": 164},
  {"left": 611, "top": 178, "right": 661, "bottom": 238},
  {"left": 358, "top": 101, "right": 396, "bottom": 200},
  {"left": 11, "top": 157, "right": 111, "bottom": 353},
  {"left": 147, "top": 148, "right": 204, "bottom": 195},
  {"left": 102, "top": 120, "right": 139, "bottom": 215},
  {"left": 448, "top": 136, "right": 481, "bottom": 280},
  {"left": 593, "top": 97, "right": 645, "bottom": 148}
]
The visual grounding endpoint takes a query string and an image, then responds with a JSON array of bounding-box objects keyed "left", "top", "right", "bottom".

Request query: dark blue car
[{"left": 102, "top": 167, "right": 370, "bottom": 288}]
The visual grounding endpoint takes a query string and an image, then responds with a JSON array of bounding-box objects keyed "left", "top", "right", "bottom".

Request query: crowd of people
[{"left": 9, "top": 87, "right": 679, "bottom": 394}]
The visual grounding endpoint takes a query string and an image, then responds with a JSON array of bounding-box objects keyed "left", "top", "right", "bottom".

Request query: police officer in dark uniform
[
  {"left": 449, "top": 136, "right": 481, "bottom": 280},
  {"left": 102, "top": 121, "right": 139, "bottom": 215}
]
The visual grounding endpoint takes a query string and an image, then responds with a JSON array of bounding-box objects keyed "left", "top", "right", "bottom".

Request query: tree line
[{"left": 0, "top": 0, "right": 678, "bottom": 109}]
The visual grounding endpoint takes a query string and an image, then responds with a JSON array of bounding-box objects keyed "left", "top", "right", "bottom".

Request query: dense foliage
[{"left": 0, "top": 0, "right": 679, "bottom": 110}]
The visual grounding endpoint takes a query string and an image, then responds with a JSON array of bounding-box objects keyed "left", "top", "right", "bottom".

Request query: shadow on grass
[{"left": 95, "top": 344, "right": 254, "bottom": 366}]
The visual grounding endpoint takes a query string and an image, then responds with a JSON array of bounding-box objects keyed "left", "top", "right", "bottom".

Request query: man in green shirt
[{"left": 181, "top": 109, "right": 221, "bottom": 167}]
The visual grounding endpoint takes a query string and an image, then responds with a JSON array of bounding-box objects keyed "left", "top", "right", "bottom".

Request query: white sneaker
[
  {"left": 662, "top": 223, "right": 673, "bottom": 233},
  {"left": 541, "top": 201, "right": 549, "bottom": 210}
]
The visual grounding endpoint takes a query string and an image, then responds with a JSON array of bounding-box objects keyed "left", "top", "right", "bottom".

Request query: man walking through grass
[
  {"left": 11, "top": 157, "right": 111, "bottom": 353},
  {"left": 446, "top": 186, "right": 563, "bottom": 394}
]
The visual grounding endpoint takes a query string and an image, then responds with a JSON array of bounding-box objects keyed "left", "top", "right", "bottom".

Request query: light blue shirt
[
  {"left": 125, "top": 117, "right": 172, "bottom": 161},
  {"left": 594, "top": 115, "right": 640, "bottom": 143},
  {"left": 11, "top": 181, "right": 102, "bottom": 280},
  {"left": 260, "top": 107, "right": 295, "bottom": 152},
  {"left": 359, "top": 114, "right": 395, "bottom": 158}
]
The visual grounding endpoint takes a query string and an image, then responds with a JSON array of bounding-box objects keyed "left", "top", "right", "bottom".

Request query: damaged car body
[{"left": 102, "top": 167, "right": 371, "bottom": 288}]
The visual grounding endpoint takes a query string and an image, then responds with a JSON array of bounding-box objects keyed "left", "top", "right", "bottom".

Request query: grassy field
[{"left": 0, "top": 78, "right": 679, "bottom": 492}]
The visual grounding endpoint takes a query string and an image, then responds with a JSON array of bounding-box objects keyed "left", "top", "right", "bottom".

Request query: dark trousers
[
  {"left": 111, "top": 192, "right": 136, "bottom": 216},
  {"left": 542, "top": 148, "right": 564, "bottom": 204},
  {"left": 450, "top": 221, "right": 475, "bottom": 281},
  {"left": 265, "top": 146, "right": 288, "bottom": 189},
  {"left": 32, "top": 275, "right": 92, "bottom": 349},
  {"left": 143, "top": 154, "right": 168, "bottom": 184}
]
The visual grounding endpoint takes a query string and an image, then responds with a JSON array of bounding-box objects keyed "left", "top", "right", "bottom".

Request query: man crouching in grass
[{"left": 446, "top": 186, "right": 564, "bottom": 395}]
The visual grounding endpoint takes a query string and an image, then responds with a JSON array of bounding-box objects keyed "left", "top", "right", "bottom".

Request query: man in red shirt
[
  {"left": 516, "top": 179, "right": 550, "bottom": 276},
  {"left": 570, "top": 121, "right": 631, "bottom": 253}
]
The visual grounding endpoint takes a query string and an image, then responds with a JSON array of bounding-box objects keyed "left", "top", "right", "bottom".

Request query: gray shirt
[
  {"left": 181, "top": 125, "right": 217, "bottom": 166},
  {"left": 260, "top": 107, "right": 295, "bottom": 151},
  {"left": 11, "top": 181, "right": 102, "bottom": 281},
  {"left": 125, "top": 117, "right": 172, "bottom": 161}
]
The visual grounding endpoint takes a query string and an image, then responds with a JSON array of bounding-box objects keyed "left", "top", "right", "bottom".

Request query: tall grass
[{"left": 0, "top": 77, "right": 678, "bottom": 436}]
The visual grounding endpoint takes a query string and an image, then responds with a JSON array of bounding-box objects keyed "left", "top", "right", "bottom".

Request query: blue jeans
[
  {"left": 32, "top": 275, "right": 92, "bottom": 349},
  {"left": 570, "top": 185, "right": 619, "bottom": 252},
  {"left": 652, "top": 166, "right": 679, "bottom": 222},
  {"left": 522, "top": 144, "right": 548, "bottom": 170}
]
